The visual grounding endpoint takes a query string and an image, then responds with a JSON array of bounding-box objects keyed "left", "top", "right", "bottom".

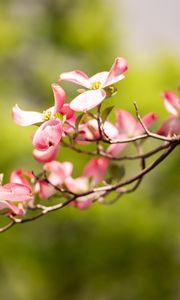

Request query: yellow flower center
[
  {"left": 43, "top": 110, "right": 53, "bottom": 121},
  {"left": 90, "top": 81, "right": 101, "bottom": 90}
]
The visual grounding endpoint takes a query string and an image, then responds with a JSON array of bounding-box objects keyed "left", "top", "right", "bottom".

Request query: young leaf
[
  {"left": 75, "top": 113, "right": 84, "bottom": 129},
  {"left": 101, "top": 106, "right": 114, "bottom": 123}
]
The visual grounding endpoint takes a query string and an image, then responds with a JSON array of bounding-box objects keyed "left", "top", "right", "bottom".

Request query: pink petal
[
  {"left": 60, "top": 104, "right": 75, "bottom": 120},
  {"left": 33, "top": 119, "right": 62, "bottom": 151},
  {"left": 33, "top": 144, "right": 60, "bottom": 163},
  {"left": 106, "top": 134, "right": 128, "bottom": 157},
  {"left": 59, "top": 70, "right": 90, "bottom": 88},
  {"left": 51, "top": 84, "right": 65, "bottom": 113},
  {"left": 0, "top": 183, "right": 32, "bottom": 202},
  {"left": 70, "top": 199, "right": 92, "bottom": 210},
  {"left": 89, "top": 72, "right": 109, "bottom": 87},
  {"left": 115, "top": 110, "right": 137, "bottom": 136},
  {"left": 71, "top": 191, "right": 104, "bottom": 209},
  {"left": 162, "top": 92, "right": 180, "bottom": 117},
  {"left": 103, "top": 121, "right": 119, "bottom": 139},
  {"left": 12, "top": 105, "right": 44, "bottom": 126},
  {"left": 10, "top": 169, "right": 29, "bottom": 186},
  {"left": 36, "top": 180, "right": 56, "bottom": 199},
  {"left": 135, "top": 112, "right": 157, "bottom": 135},
  {"left": 157, "top": 117, "right": 180, "bottom": 136},
  {"left": 70, "top": 89, "right": 106, "bottom": 112},
  {"left": 103, "top": 57, "right": 128, "bottom": 87},
  {"left": 63, "top": 114, "right": 76, "bottom": 135},
  {"left": 0, "top": 201, "right": 24, "bottom": 216},
  {"left": 83, "top": 157, "right": 108, "bottom": 185},
  {"left": 44, "top": 161, "right": 73, "bottom": 186},
  {"left": 65, "top": 176, "right": 89, "bottom": 193}
]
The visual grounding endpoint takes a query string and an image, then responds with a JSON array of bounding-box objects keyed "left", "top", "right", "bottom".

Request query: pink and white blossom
[
  {"left": 83, "top": 157, "right": 108, "bottom": 185},
  {"left": 0, "top": 183, "right": 33, "bottom": 216},
  {"left": 44, "top": 161, "right": 73, "bottom": 186},
  {"left": 12, "top": 84, "right": 73, "bottom": 126},
  {"left": 33, "top": 144, "right": 60, "bottom": 163},
  {"left": 107, "top": 110, "right": 157, "bottom": 157},
  {"left": 12, "top": 85, "right": 74, "bottom": 162},
  {"left": 77, "top": 119, "right": 119, "bottom": 141},
  {"left": 59, "top": 57, "right": 128, "bottom": 112},
  {"left": 158, "top": 91, "right": 180, "bottom": 136}
]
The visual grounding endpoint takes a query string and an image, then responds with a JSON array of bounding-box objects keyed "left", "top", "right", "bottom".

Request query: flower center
[
  {"left": 90, "top": 81, "right": 101, "bottom": 90},
  {"left": 43, "top": 110, "right": 53, "bottom": 121}
]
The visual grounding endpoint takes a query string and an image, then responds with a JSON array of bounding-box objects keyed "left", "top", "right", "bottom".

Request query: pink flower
[
  {"left": 65, "top": 177, "right": 89, "bottom": 193},
  {"left": 10, "top": 169, "right": 33, "bottom": 186},
  {"left": 12, "top": 84, "right": 73, "bottom": 126},
  {"left": 70, "top": 191, "right": 105, "bottom": 210},
  {"left": 10, "top": 169, "right": 55, "bottom": 200},
  {"left": 157, "top": 91, "right": 180, "bottom": 136},
  {"left": 0, "top": 201, "right": 24, "bottom": 216},
  {"left": 35, "top": 180, "right": 56, "bottom": 200},
  {"left": 59, "top": 57, "right": 128, "bottom": 112},
  {"left": 44, "top": 161, "right": 73, "bottom": 186},
  {"left": 107, "top": 110, "right": 157, "bottom": 157},
  {"left": 77, "top": 119, "right": 119, "bottom": 142},
  {"left": 0, "top": 183, "right": 33, "bottom": 216},
  {"left": 32, "top": 119, "right": 62, "bottom": 163},
  {"left": 0, "top": 183, "right": 32, "bottom": 202},
  {"left": 12, "top": 85, "right": 74, "bottom": 162},
  {"left": 33, "top": 144, "right": 60, "bottom": 163},
  {"left": 83, "top": 157, "right": 108, "bottom": 185}
]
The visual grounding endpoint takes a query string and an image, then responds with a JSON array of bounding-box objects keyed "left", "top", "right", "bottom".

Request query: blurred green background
[{"left": 0, "top": 1, "right": 180, "bottom": 299}]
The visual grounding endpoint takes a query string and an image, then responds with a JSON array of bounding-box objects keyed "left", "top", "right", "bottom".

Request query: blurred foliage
[{"left": 0, "top": 1, "right": 180, "bottom": 300}]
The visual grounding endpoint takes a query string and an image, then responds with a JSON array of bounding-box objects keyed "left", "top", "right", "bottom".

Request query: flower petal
[
  {"left": 103, "top": 121, "right": 119, "bottom": 139},
  {"left": 36, "top": 180, "right": 56, "bottom": 199},
  {"left": 0, "top": 201, "right": 24, "bottom": 216},
  {"left": 65, "top": 176, "right": 89, "bottom": 193},
  {"left": 12, "top": 104, "right": 44, "bottom": 126},
  {"left": 107, "top": 143, "right": 127, "bottom": 157},
  {"left": 162, "top": 92, "right": 180, "bottom": 117},
  {"left": 103, "top": 57, "right": 128, "bottom": 87},
  {"left": 10, "top": 169, "right": 29, "bottom": 186},
  {"left": 0, "top": 183, "right": 32, "bottom": 202},
  {"left": 33, "top": 144, "right": 60, "bottom": 163},
  {"left": 115, "top": 110, "right": 137, "bottom": 136},
  {"left": 157, "top": 117, "right": 180, "bottom": 136},
  {"left": 51, "top": 84, "right": 65, "bottom": 113},
  {"left": 89, "top": 72, "right": 109, "bottom": 87},
  {"left": 44, "top": 161, "right": 73, "bottom": 186},
  {"left": 33, "top": 119, "right": 62, "bottom": 151},
  {"left": 83, "top": 157, "right": 108, "bottom": 185},
  {"left": 135, "top": 112, "right": 157, "bottom": 135},
  {"left": 70, "top": 89, "right": 106, "bottom": 112},
  {"left": 60, "top": 104, "right": 75, "bottom": 120},
  {"left": 106, "top": 133, "right": 127, "bottom": 157},
  {"left": 59, "top": 70, "right": 90, "bottom": 88}
]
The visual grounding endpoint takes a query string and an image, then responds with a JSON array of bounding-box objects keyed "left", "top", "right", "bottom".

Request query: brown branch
[{"left": 1, "top": 140, "right": 177, "bottom": 233}]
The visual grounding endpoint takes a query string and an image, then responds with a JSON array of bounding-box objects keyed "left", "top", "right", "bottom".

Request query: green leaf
[
  {"left": 101, "top": 106, "right": 114, "bottom": 123},
  {"left": 75, "top": 113, "right": 84, "bottom": 129},
  {"left": 75, "top": 113, "right": 92, "bottom": 129}
]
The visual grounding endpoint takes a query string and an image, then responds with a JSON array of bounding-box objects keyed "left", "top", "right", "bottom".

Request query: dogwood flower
[
  {"left": 107, "top": 110, "right": 157, "bottom": 157},
  {"left": 10, "top": 169, "right": 55, "bottom": 200},
  {"left": 77, "top": 119, "right": 119, "bottom": 141},
  {"left": 0, "top": 182, "right": 33, "bottom": 216},
  {"left": 43, "top": 158, "right": 108, "bottom": 209},
  {"left": 83, "top": 157, "right": 108, "bottom": 185},
  {"left": 157, "top": 91, "right": 180, "bottom": 136},
  {"left": 59, "top": 57, "right": 128, "bottom": 112},
  {"left": 12, "top": 84, "right": 75, "bottom": 162}
]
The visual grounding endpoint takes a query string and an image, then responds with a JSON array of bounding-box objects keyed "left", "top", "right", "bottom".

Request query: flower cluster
[{"left": 0, "top": 57, "right": 179, "bottom": 232}]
